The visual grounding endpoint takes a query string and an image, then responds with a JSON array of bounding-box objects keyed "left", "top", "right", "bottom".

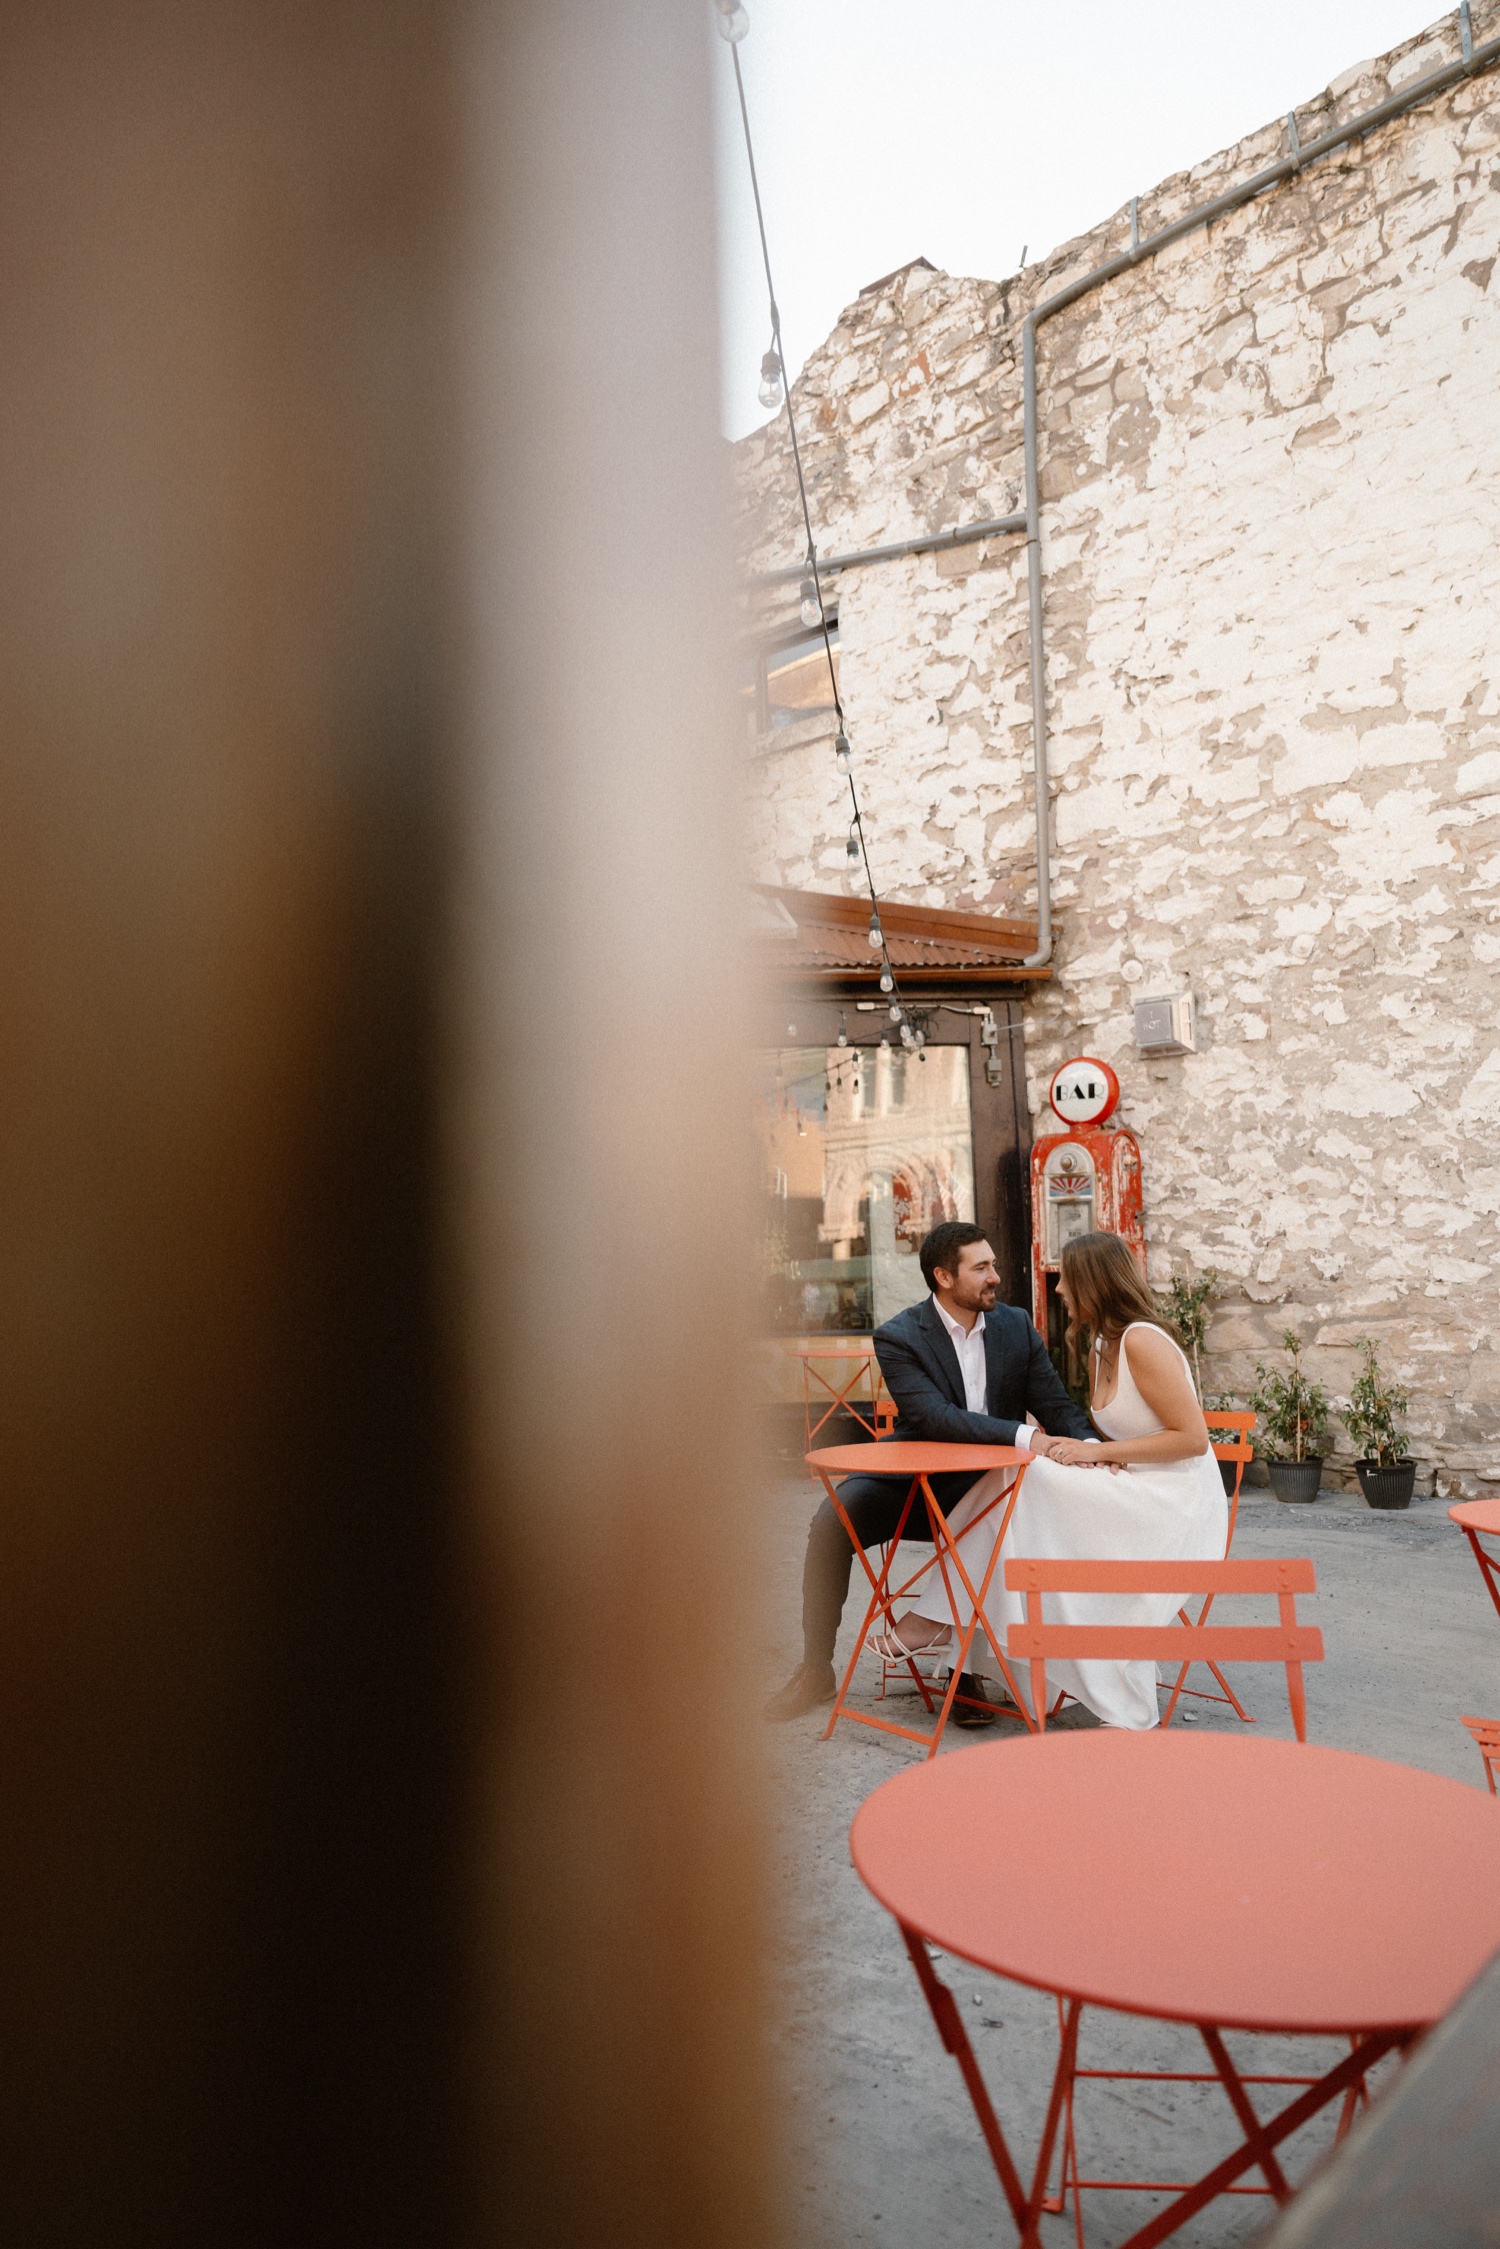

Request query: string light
[{"left": 722, "top": 12, "right": 916, "bottom": 1043}]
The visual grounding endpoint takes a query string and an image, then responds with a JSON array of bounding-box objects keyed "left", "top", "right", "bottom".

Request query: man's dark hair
[{"left": 920, "top": 1221, "right": 990, "bottom": 1293}]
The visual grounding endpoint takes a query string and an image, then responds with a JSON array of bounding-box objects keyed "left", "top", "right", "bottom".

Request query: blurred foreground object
[
  {"left": 1259, "top": 1948, "right": 1500, "bottom": 2249},
  {"left": 0, "top": 3, "right": 764, "bottom": 2243}
]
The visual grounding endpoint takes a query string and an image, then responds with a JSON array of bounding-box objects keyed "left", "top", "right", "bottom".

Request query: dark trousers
[{"left": 801, "top": 1470, "right": 982, "bottom": 1670}]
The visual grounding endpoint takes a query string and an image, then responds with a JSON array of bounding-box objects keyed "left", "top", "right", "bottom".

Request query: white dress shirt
[{"left": 931, "top": 1294, "right": 1033, "bottom": 1449}]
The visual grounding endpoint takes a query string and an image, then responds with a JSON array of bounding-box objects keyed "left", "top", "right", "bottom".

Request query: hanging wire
[{"left": 722, "top": 10, "right": 913, "bottom": 1029}]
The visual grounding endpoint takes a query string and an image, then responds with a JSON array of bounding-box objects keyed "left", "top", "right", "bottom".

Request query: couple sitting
[{"left": 767, "top": 1221, "right": 1226, "bottom": 1732}]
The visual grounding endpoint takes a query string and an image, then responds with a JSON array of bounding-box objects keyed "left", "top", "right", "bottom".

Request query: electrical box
[{"left": 1134, "top": 993, "right": 1196, "bottom": 1056}]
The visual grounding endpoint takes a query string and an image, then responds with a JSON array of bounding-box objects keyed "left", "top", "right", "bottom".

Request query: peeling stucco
[{"left": 737, "top": 7, "right": 1500, "bottom": 1493}]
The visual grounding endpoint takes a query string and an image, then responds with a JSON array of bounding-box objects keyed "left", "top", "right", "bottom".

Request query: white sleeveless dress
[{"left": 908, "top": 1323, "right": 1228, "bottom": 1730}]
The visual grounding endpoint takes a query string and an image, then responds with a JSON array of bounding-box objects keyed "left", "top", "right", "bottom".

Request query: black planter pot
[
  {"left": 1356, "top": 1458, "right": 1416, "bottom": 1510},
  {"left": 1219, "top": 1458, "right": 1239, "bottom": 1499},
  {"left": 1267, "top": 1457, "right": 1323, "bottom": 1504}
]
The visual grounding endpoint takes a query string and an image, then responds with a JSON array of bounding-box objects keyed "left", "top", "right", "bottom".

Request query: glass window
[
  {"left": 741, "top": 621, "right": 841, "bottom": 732},
  {"left": 754, "top": 1044, "right": 975, "bottom": 1335}
]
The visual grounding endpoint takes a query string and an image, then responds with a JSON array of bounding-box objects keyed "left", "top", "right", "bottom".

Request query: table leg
[
  {"left": 1111, "top": 2027, "right": 1407, "bottom": 2249},
  {"left": 1199, "top": 2024, "right": 1291, "bottom": 2202},
  {"left": 1463, "top": 1526, "right": 1500, "bottom": 1621},
  {"left": 1019, "top": 1997, "right": 1082, "bottom": 2248},
  {"left": 820, "top": 1475, "right": 920, "bottom": 1744},
  {"left": 898, "top": 1923, "right": 1029, "bottom": 2232},
  {"left": 903, "top": 1938, "right": 1409, "bottom": 2249},
  {"left": 922, "top": 1474, "right": 1035, "bottom": 1752}
]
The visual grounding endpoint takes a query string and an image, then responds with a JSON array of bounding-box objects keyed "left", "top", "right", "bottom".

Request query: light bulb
[
  {"left": 879, "top": 969, "right": 893, "bottom": 994},
  {"left": 800, "top": 577, "right": 822, "bottom": 630},
  {"left": 757, "top": 348, "right": 782, "bottom": 408},
  {"left": 846, "top": 829, "right": 860, "bottom": 867},
  {"left": 893, "top": 1007, "right": 905, "bottom": 1026},
  {"left": 837, "top": 1029, "right": 848, "bottom": 1048},
  {"left": 867, "top": 917, "right": 883, "bottom": 950},
  {"left": 834, "top": 732, "right": 851, "bottom": 772},
  {"left": 716, "top": 2, "right": 750, "bottom": 42}
]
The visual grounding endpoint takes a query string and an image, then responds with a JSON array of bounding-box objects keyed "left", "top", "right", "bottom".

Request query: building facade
[{"left": 740, "top": 7, "right": 1500, "bottom": 1492}]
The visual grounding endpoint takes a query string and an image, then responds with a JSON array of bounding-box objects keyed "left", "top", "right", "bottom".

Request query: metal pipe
[
  {"left": 1018, "top": 16, "right": 1500, "bottom": 967},
  {"left": 750, "top": 511, "right": 1025, "bottom": 587},
  {"left": 1022, "top": 316, "right": 1050, "bottom": 968}
]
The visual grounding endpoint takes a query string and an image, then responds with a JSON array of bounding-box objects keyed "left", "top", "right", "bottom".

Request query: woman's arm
[{"left": 1040, "top": 1328, "right": 1211, "bottom": 1466}]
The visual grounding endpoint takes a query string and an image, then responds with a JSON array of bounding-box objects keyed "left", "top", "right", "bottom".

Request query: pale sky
[{"left": 715, "top": 0, "right": 1452, "bottom": 436}]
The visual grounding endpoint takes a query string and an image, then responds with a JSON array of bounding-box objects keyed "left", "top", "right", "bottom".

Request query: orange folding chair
[
  {"left": 1005, "top": 1556, "right": 1324, "bottom": 1742},
  {"left": 784, "top": 1340, "right": 889, "bottom": 1460},
  {"left": 1161, "top": 1408, "right": 1257, "bottom": 1727},
  {"left": 1460, "top": 1715, "right": 1499, "bottom": 1794}
]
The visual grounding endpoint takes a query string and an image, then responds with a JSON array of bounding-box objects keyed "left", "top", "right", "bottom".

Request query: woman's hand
[
  {"left": 1048, "top": 1437, "right": 1111, "bottom": 1467},
  {"left": 1032, "top": 1434, "right": 1121, "bottom": 1471}
]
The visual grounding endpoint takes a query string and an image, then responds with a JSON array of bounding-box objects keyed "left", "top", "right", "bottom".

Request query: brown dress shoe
[
  {"left": 951, "top": 1674, "right": 999, "bottom": 1728},
  {"left": 764, "top": 1661, "right": 837, "bottom": 1722}
]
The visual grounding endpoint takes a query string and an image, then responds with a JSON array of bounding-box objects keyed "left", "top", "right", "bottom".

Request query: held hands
[{"left": 1029, "top": 1432, "right": 1122, "bottom": 1473}]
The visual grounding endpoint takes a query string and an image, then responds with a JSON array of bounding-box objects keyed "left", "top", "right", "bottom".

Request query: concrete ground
[{"left": 761, "top": 1474, "right": 1500, "bottom": 2249}]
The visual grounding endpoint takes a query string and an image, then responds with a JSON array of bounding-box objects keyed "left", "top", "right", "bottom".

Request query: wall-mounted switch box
[{"left": 1134, "top": 994, "right": 1196, "bottom": 1055}]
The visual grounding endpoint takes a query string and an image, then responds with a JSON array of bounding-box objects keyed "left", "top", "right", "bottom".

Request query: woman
[{"left": 873, "top": 1231, "right": 1227, "bottom": 1730}]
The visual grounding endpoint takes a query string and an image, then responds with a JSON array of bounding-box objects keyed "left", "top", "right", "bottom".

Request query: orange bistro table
[
  {"left": 851, "top": 1731, "right": 1500, "bottom": 2249},
  {"left": 808, "top": 1441, "right": 1034, "bottom": 1757},
  {"left": 1449, "top": 1497, "right": 1500, "bottom": 1622}
]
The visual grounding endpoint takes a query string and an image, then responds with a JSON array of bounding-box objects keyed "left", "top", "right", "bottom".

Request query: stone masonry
[{"left": 737, "top": 8, "right": 1500, "bottom": 1492}]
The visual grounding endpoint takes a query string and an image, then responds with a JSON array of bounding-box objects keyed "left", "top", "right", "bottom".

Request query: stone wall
[{"left": 736, "top": 8, "right": 1500, "bottom": 1493}]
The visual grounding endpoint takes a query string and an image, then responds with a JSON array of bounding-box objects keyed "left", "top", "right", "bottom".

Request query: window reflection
[{"left": 755, "top": 1045, "right": 975, "bottom": 1334}]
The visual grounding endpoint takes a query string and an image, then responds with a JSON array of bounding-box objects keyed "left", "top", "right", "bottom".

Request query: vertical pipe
[{"left": 1022, "top": 315, "right": 1053, "bottom": 968}]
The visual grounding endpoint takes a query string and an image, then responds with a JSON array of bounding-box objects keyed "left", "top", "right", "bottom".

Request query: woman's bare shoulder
[{"left": 1121, "top": 1324, "right": 1187, "bottom": 1375}]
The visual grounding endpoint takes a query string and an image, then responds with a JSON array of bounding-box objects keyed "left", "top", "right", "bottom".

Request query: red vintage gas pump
[{"left": 1030, "top": 1058, "right": 1144, "bottom": 1368}]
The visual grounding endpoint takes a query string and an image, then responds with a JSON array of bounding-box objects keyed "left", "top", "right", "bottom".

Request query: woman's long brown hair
[{"left": 1059, "top": 1231, "right": 1180, "bottom": 1355}]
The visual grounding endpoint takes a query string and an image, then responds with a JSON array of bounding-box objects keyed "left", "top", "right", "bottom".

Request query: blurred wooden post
[
  {"left": 456, "top": 5, "right": 770, "bottom": 2245},
  {"left": 0, "top": 2, "right": 767, "bottom": 2244}
]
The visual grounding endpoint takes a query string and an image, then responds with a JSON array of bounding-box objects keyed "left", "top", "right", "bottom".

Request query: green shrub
[
  {"left": 1341, "top": 1337, "right": 1410, "bottom": 1468},
  {"left": 1249, "top": 1331, "right": 1330, "bottom": 1462},
  {"left": 1156, "top": 1269, "right": 1218, "bottom": 1401}
]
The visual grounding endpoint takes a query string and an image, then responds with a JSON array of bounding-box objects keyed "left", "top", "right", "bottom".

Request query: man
[{"left": 766, "top": 1220, "right": 1096, "bottom": 1724}]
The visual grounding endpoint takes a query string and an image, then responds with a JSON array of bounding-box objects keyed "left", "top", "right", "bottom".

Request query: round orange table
[
  {"left": 851, "top": 1730, "right": 1500, "bottom": 2248},
  {"left": 1449, "top": 1498, "right": 1500, "bottom": 1621},
  {"left": 807, "top": 1441, "right": 1032, "bottom": 1758}
]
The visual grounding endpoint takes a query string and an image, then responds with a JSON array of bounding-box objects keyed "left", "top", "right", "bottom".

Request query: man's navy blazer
[{"left": 854, "top": 1296, "right": 1095, "bottom": 1501}]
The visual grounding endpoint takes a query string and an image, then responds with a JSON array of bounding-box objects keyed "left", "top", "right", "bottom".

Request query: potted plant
[
  {"left": 1249, "top": 1331, "right": 1330, "bottom": 1503},
  {"left": 1341, "top": 1337, "right": 1415, "bottom": 1510}
]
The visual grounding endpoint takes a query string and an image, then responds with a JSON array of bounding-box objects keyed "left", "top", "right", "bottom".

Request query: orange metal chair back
[
  {"left": 1460, "top": 1715, "right": 1500, "bottom": 1794},
  {"left": 1206, "top": 1407, "right": 1255, "bottom": 1528},
  {"left": 1005, "top": 1556, "right": 1323, "bottom": 1742}
]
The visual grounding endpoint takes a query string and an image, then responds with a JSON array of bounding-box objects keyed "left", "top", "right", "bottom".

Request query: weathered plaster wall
[{"left": 737, "top": 8, "right": 1500, "bottom": 1491}]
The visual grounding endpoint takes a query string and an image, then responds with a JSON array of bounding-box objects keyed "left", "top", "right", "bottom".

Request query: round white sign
[{"left": 1048, "top": 1056, "right": 1120, "bottom": 1127}]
